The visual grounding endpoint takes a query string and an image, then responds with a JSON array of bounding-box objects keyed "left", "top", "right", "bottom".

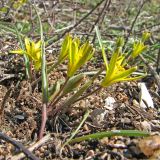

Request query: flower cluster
[{"left": 11, "top": 38, "right": 41, "bottom": 70}]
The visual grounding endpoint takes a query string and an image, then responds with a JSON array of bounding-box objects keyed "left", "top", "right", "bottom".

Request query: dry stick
[
  {"left": 90, "top": 0, "right": 111, "bottom": 44},
  {"left": 156, "top": 48, "right": 160, "bottom": 74},
  {"left": 0, "top": 74, "right": 15, "bottom": 83},
  {"left": 0, "top": 85, "right": 13, "bottom": 123},
  {"left": 136, "top": 22, "right": 160, "bottom": 33},
  {"left": 11, "top": 134, "right": 51, "bottom": 160},
  {"left": 92, "top": 0, "right": 111, "bottom": 44},
  {"left": 123, "top": 0, "right": 147, "bottom": 49},
  {"left": 0, "top": 132, "right": 39, "bottom": 160},
  {"left": 86, "top": 0, "right": 110, "bottom": 40},
  {"left": 74, "top": 86, "right": 102, "bottom": 103},
  {"left": 139, "top": 54, "right": 160, "bottom": 90},
  {"left": 46, "top": 0, "right": 106, "bottom": 49}
]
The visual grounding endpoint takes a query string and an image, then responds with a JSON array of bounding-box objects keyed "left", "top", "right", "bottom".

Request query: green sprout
[
  {"left": 131, "top": 31, "right": 150, "bottom": 58},
  {"left": 142, "top": 31, "right": 151, "bottom": 42},
  {"left": 131, "top": 41, "right": 148, "bottom": 58},
  {"left": 10, "top": 38, "right": 41, "bottom": 70}
]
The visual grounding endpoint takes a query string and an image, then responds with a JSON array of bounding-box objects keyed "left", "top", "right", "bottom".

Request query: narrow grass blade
[
  {"left": 95, "top": 26, "right": 108, "bottom": 69},
  {"left": 69, "top": 130, "right": 150, "bottom": 143},
  {"left": 14, "top": 27, "right": 30, "bottom": 79},
  {"left": 62, "top": 110, "right": 90, "bottom": 147},
  {"left": 33, "top": 4, "right": 48, "bottom": 103}
]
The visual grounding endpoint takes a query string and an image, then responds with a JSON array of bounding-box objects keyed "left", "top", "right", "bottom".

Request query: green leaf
[
  {"left": 64, "top": 81, "right": 92, "bottom": 107},
  {"left": 49, "top": 81, "right": 61, "bottom": 101},
  {"left": 62, "top": 73, "right": 84, "bottom": 96},
  {"left": 69, "top": 130, "right": 150, "bottom": 143},
  {"left": 95, "top": 26, "right": 108, "bottom": 69}
]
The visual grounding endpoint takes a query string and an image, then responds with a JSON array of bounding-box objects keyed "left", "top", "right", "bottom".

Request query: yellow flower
[
  {"left": 10, "top": 38, "right": 41, "bottom": 70},
  {"left": 58, "top": 33, "right": 72, "bottom": 64},
  {"left": 131, "top": 41, "right": 147, "bottom": 58},
  {"left": 101, "top": 50, "right": 145, "bottom": 87},
  {"left": 67, "top": 37, "right": 94, "bottom": 77},
  {"left": 142, "top": 32, "right": 151, "bottom": 42}
]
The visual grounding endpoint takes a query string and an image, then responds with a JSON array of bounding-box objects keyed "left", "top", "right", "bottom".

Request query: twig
[
  {"left": 92, "top": 0, "right": 111, "bottom": 44},
  {"left": 46, "top": 0, "right": 106, "bottom": 49},
  {"left": 86, "top": 0, "right": 110, "bottom": 40},
  {"left": 11, "top": 134, "right": 51, "bottom": 160},
  {"left": 123, "top": 0, "right": 147, "bottom": 49},
  {"left": 139, "top": 54, "right": 160, "bottom": 90},
  {"left": 0, "top": 74, "right": 15, "bottom": 83},
  {"left": 74, "top": 86, "right": 102, "bottom": 103},
  {"left": 156, "top": 49, "right": 160, "bottom": 74},
  {"left": 0, "top": 132, "right": 39, "bottom": 160},
  {"left": 0, "top": 85, "right": 13, "bottom": 124}
]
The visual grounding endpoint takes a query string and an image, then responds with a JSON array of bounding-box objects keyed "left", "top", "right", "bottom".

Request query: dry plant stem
[
  {"left": 39, "top": 103, "right": 47, "bottom": 140},
  {"left": 74, "top": 86, "right": 102, "bottom": 103},
  {"left": 46, "top": 0, "right": 105, "bottom": 48},
  {"left": 86, "top": 0, "right": 109, "bottom": 39},
  {"left": 0, "top": 132, "right": 39, "bottom": 160},
  {"left": 92, "top": 0, "right": 111, "bottom": 44},
  {"left": 139, "top": 54, "right": 160, "bottom": 90},
  {"left": 156, "top": 49, "right": 160, "bottom": 74},
  {"left": 0, "top": 74, "right": 15, "bottom": 83},
  {"left": 11, "top": 134, "right": 51, "bottom": 160},
  {"left": 0, "top": 86, "right": 12, "bottom": 123},
  {"left": 123, "top": 0, "right": 147, "bottom": 49}
]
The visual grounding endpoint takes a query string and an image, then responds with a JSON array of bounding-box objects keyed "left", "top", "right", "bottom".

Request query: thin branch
[
  {"left": 86, "top": 0, "right": 110, "bottom": 40},
  {"left": 156, "top": 49, "right": 160, "bottom": 74},
  {"left": 74, "top": 86, "right": 102, "bottom": 103},
  {"left": 140, "top": 54, "right": 160, "bottom": 90},
  {"left": 0, "top": 85, "right": 13, "bottom": 124},
  {"left": 92, "top": 0, "right": 111, "bottom": 44},
  {"left": 46, "top": 0, "right": 106, "bottom": 49},
  {"left": 11, "top": 134, "right": 51, "bottom": 160},
  {"left": 0, "top": 132, "right": 39, "bottom": 160},
  {"left": 123, "top": 0, "right": 147, "bottom": 49}
]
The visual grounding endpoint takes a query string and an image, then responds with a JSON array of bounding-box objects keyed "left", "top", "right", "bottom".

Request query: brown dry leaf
[{"left": 138, "top": 136, "right": 160, "bottom": 157}]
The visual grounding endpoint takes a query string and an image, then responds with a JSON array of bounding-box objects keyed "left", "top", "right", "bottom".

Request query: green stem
[
  {"left": 49, "top": 77, "right": 70, "bottom": 108},
  {"left": 70, "top": 130, "right": 150, "bottom": 143},
  {"left": 49, "top": 67, "right": 105, "bottom": 115},
  {"left": 14, "top": 26, "right": 31, "bottom": 79},
  {"left": 62, "top": 110, "right": 90, "bottom": 147},
  {"left": 74, "top": 86, "right": 102, "bottom": 103},
  {"left": 32, "top": 3, "right": 48, "bottom": 139}
]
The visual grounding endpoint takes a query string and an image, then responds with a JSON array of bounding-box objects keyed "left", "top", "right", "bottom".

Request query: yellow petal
[
  {"left": 10, "top": 49, "right": 25, "bottom": 55},
  {"left": 58, "top": 34, "right": 71, "bottom": 63},
  {"left": 25, "top": 38, "right": 31, "bottom": 54}
]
